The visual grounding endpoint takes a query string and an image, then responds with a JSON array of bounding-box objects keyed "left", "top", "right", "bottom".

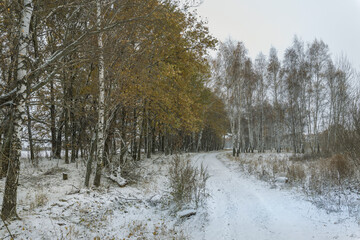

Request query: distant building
[{"left": 223, "top": 134, "right": 233, "bottom": 149}]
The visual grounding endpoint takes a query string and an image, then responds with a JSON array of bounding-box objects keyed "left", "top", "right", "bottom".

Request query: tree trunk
[
  {"left": 50, "top": 79, "right": 57, "bottom": 157},
  {"left": 0, "top": 120, "right": 12, "bottom": 179},
  {"left": 275, "top": 104, "right": 281, "bottom": 153},
  {"left": 85, "top": 132, "right": 96, "bottom": 187},
  {"left": 137, "top": 117, "right": 144, "bottom": 161},
  {"left": 70, "top": 118, "right": 76, "bottom": 163},
  {"left": 119, "top": 109, "right": 127, "bottom": 164},
  {"left": 191, "top": 132, "right": 196, "bottom": 152},
  {"left": 237, "top": 114, "right": 241, "bottom": 155},
  {"left": 131, "top": 109, "right": 137, "bottom": 160},
  {"left": 160, "top": 134, "right": 165, "bottom": 153},
  {"left": 70, "top": 79, "right": 76, "bottom": 163},
  {"left": 151, "top": 126, "right": 156, "bottom": 154},
  {"left": 26, "top": 104, "right": 35, "bottom": 164},
  {"left": 94, "top": 0, "right": 105, "bottom": 187},
  {"left": 146, "top": 118, "right": 151, "bottom": 159},
  {"left": 76, "top": 118, "right": 85, "bottom": 159},
  {"left": 248, "top": 111, "right": 254, "bottom": 153},
  {"left": 2, "top": 0, "right": 33, "bottom": 221},
  {"left": 165, "top": 131, "right": 170, "bottom": 156},
  {"left": 230, "top": 117, "right": 236, "bottom": 156},
  {"left": 261, "top": 103, "right": 265, "bottom": 152},
  {"left": 54, "top": 114, "right": 64, "bottom": 159},
  {"left": 197, "top": 129, "right": 203, "bottom": 152},
  {"left": 64, "top": 105, "right": 69, "bottom": 164}
]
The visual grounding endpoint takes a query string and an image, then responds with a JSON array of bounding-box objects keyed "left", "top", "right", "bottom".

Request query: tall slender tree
[{"left": 2, "top": 0, "right": 33, "bottom": 221}]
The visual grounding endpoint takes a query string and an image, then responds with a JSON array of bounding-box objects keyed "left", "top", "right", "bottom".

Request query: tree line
[
  {"left": 0, "top": 0, "right": 228, "bottom": 221},
  {"left": 213, "top": 37, "right": 359, "bottom": 157}
]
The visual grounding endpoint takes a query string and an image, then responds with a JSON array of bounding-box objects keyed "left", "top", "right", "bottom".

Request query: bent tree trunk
[{"left": 2, "top": 0, "right": 33, "bottom": 221}]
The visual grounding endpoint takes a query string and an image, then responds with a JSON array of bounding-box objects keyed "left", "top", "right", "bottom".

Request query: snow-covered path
[{"left": 191, "top": 152, "right": 359, "bottom": 240}]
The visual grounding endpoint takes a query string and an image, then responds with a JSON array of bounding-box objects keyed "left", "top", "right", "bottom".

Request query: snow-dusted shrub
[
  {"left": 328, "top": 154, "right": 354, "bottom": 180},
  {"left": 304, "top": 154, "right": 360, "bottom": 214},
  {"left": 307, "top": 154, "right": 355, "bottom": 188},
  {"left": 286, "top": 164, "right": 306, "bottom": 184},
  {"left": 108, "top": 155, "right": 139, "bottom": 184},
  {"left": 169, "top": 155, "right": 209, "bottom": 210},
  {"left": 30, "top": 192, "right": 48, "bottom": 210},
  {"left": 194, "top": 163, "right": 210, "bottom": 208},
  {"left": 228, "top": 152, "right": 359, "bottom": 217},
  {"left": 119, "top": 158, "right": 139, "bottom": 182},
  {"left": 307, "top": 167, "right": 323, "bottom": 195}
]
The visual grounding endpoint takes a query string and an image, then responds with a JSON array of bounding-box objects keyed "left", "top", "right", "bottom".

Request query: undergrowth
[
  {"left": 228, "top": 152, "right": 360, "bottom": 219},
  {"left": 168, "top": 155, "right": 210, "bottom": 211}
]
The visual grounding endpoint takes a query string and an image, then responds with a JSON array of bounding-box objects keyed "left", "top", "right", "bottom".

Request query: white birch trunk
[
  {"left": 230, "top": 116, "right": 236, "bottom": 156},
  {"left": 1, "top": 0, "right": 33, "bottom": 220},
  {"left": 94, "top": 0, "right": 106, "bottom": 187},
  {"left": 197, "top": 129, "right": 203, "bottom": 152},
  {"left": 237, "top": 113, "right": 241, "bottom": 154},
  {"left": 248, "top": 111, "right": 254, "bottom": 152}
]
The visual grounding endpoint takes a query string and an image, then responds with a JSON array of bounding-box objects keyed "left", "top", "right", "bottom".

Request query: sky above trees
[{"left": 197, "top": 0, "right": 360, "bottom": 69}]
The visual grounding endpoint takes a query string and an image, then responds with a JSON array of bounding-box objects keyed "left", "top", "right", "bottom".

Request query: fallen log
[{"left": 107, "top": 174, "right": 127, "bottom": 187}]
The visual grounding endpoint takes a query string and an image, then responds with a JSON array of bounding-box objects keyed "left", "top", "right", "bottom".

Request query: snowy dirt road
[{"left": 190, "top": 152, "right": 360, "bottom": 240}]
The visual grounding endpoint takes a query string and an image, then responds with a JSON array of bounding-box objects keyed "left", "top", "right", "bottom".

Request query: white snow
[
  {"left": 0, "top": 151, "right": 359, "bottom": 239},
  {"left": 190, "top": 152, "right": 360, "bottom": 240},
  {"left": 177, "top": 209, "right": 197, "bottom": 218}
]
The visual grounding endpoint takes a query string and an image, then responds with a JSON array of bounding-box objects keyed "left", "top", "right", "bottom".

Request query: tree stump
[{"left": 63, "top": 173, "right": 68, "bottom": 180}]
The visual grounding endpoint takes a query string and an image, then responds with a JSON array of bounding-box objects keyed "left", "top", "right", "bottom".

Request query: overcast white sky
[{"left": 196, "top": 0, "right": 360, "bottom": 69}]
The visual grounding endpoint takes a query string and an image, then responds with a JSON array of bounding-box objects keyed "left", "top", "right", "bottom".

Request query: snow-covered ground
[
  {"left": 0, "top": 154, "right": 189, "bottom": 239},
  {"left": 191, "top": 152, "right": 360, "bottom": 240},
  {"left": 0, "top": 151, "right": 359, "bottom": 239}
]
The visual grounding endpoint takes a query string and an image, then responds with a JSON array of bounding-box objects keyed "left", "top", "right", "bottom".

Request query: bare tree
[
  {"left": 267, "top": 47, "right": 282, "bottom": 152},
  {"left": 282, "top": 37, "right": 307, "bottom": 153},
  {"left": 243, "top": 58, "right": 256, "bottom": 152},
  {"left": 306, "top": 39, "right": 329, "bottom": 152},
  {"left": 215, "top": 40, "right": 247, "bottom": 156},
  {"left": 254, "top": 53, "right": 267, "bottom": 152}
]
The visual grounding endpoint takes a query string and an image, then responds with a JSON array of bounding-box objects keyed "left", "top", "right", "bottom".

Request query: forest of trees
[
  {"left": 1, "top": 0, "right": 360, "bottom": 226},
  {"left": 213, "top": 37, "right": 359, "bottom": 157},
  {"left": 0, "top": 0, "right": 228, "bottom": 221}
]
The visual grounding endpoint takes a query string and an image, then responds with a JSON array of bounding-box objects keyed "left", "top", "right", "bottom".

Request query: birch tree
[
  {"left": 326, "top": 56, "right": 352, "bottom": 151},
  {"left": 93, "top": 0, "right": 106, "bottom": 187},
  {"left": 267, "top": 47, "right": 282, "bottom": 152},
  {"left": 0, "top": 0, "right": 96, "bottom": 218},
  {"left": 282, "top": 37, "right": 307, "bottom": 153},
  {"left": 1, "top": 0, "right": 33, "bottom": 221},
  {"left": 307, "top": 39, "right": 329, "bottom": 152},
  {"left": 243, "top": 58, "right": 256, "bottom": 152},
  {"left": 216, "top": 40, "right": 247, "bottom": 156},
  {"left": 254, "top": 53, "right": 267, "bottom": 152}
]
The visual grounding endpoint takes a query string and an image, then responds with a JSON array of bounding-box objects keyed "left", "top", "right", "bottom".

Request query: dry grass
[
  {"left": 227, "top": 152, "right": 360, "bottom": 216},
  {"left": 168, "top": 155, "right": 209, "bottom": 211},
  {"left": 328, "top": 154, "right": 354, "bottom": 179},
  {"left": 286, "top": 164, "right": 306, "bottom": 184},
  {"left": 125, "top": 220, "right": 188, "bottom": 240},
  {"left": 29, "top": 192, "right": 49, "bottom": 210}
]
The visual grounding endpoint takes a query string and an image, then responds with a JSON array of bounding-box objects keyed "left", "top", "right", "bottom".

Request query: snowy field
[{"left": 0, "top": 151, "right": 359, "bottom": 239}]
